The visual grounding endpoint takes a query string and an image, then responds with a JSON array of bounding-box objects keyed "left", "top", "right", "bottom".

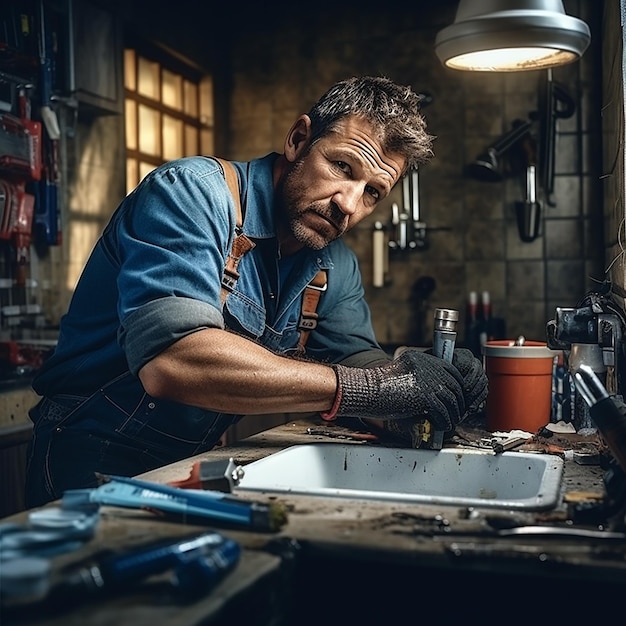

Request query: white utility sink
[{"left": 235, "top": 443, "right": 564, "bottom": 511}]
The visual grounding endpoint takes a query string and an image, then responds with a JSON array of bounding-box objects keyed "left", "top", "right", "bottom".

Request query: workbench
[{"left": 2, "top": 416, "right": 626, "bottom": 625}]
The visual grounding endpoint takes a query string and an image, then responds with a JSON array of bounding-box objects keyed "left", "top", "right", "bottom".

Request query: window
[{"left": 124, "top": 48, "right": 214, "bottom": 195}]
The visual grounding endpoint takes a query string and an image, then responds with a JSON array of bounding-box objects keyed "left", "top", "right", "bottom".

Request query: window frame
[{"left": 124, "top": 39, "right": 214, "bottom": 194}]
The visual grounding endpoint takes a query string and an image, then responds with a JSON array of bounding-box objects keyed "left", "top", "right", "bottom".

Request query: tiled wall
[
  {"left": 41, "top": 1, "right": 615, "bottom": 356},
  {"left": 221, "top": 1, "right": 606, "bottom": 350},
  {"left": 602, "top": 1, "right": 626, "bottom": 304}
]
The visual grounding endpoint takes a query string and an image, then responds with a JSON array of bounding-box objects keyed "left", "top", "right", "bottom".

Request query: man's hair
[{"left": 307, "top": 76, "right": 434, "bottom": 171}]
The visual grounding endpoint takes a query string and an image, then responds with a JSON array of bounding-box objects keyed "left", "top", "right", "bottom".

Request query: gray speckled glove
[
  {"left": 450, "top": 347, "right": 488, "bottom": 414},
  {"left": 383, "top": 348, "right": 488, "bottom": 447},
  {"left": 322, "top": 349, "right": 466, "bottom": 432}
]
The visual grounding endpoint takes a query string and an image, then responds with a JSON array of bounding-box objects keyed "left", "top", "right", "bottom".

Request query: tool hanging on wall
[
  {"left": 0, "top": 179, "right": 35, "bottom": 285},
  {"left": 466, "top": 118, "right": 534, "bottom": 182},
  {"left": 372, "top": 221, "right": 387, "bottom": 287},
  {"left": 33, "top": 0, "right": 62, "bottom": 248},
  {"left": 539, "top": 69, "right": 576, "bottom": 207},
  {"left": 33, "top": 131, "right": 60, "bottom": 248},
  {"left": 466, "top": 70, "right": 576, "bottom": 242},
  {"left": 388, "top": 168, "right": 428, "bottom": 251},
  {"left": 0, "top": 90, "right": 40, "bottom": 284},
  {"left": 467, "top": 116, "right": 544, "bottom": 243},
  {"left": 0, "top": 111, "right": 42, "bottom": 181},
  {"left": 515, "top": 132, "right": 542, "bottom": 242}
]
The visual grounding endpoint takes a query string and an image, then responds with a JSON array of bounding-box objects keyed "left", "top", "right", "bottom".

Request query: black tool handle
[
  {"left": 574, "top": 365, "right": 626, "bottom": 471},
  {"left": 589, "top": 398, "right": 626, "bottom": 472}
]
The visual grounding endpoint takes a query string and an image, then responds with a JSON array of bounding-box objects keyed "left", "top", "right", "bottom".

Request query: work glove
[
  {"left": 322, "top": 349, "right": 466, "bottom": 432},
  {"left": 383, "top": 348, "right": 488, "bottom": 447},
  {"left": 449, "top": 347, "right": 488, "bottom": 414}
]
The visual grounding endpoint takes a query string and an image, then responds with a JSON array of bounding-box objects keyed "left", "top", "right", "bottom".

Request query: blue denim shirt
[{"left": 33, "top": 153, "right": 382, "bottom": 398}]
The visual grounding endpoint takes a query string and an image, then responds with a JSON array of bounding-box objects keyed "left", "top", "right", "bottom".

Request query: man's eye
[
  {"left": 335, "top": 161, "right": 351, "bottom": 174},
  {"left": 366, "top": 186, "right": 380, "bottom": 201}
]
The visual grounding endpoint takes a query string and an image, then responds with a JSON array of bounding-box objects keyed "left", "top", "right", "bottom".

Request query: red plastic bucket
[{"left": 482, "top": 340, "right": 558, "bottom": 432}]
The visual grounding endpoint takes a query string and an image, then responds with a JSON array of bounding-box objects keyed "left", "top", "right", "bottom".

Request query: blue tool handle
[
  {"left": 172, "top": 538, "right": 241, "bottom": 599},
  {"left": 96, "top": 535, "right": 241, "bottom": 599},
  {"left": 54, "top": 532, "right": 240, "bottom": 603},
  {"left": 98, "top": 532, "right": 227, "bottom": 586},
  {"left": 95, "top": 475, "right": 256, "bottom": 525}
]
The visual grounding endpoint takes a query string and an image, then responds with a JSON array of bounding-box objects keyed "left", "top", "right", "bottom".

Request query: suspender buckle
[
  {"left": 298, "top": 315, "right": 318, "bottom": 330},
  {"left": 307, "top": 281, "right": 327, "bottom": 292},
  {"left": 221, "top": 272, "right": 239, "bottom": 293}
]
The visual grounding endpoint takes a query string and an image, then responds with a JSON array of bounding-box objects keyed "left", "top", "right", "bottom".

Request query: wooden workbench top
[{"left": 3, "top": 416, "right": 625, "bottom": 625}]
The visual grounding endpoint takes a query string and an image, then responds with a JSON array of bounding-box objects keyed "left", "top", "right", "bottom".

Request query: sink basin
[{"left": 236, "top": 443, "right": 564, "bottom": 510}]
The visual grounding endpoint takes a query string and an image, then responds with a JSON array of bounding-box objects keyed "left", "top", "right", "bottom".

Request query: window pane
[
  {"left": 162, "top": 69, "right": 182, "bottom": 110},
  {"left": 199, "top": 76, "right": 213, "bottom": 125},
  {"left": 184, "top": 124, "right": 198, "bottom": 155},
  {"left": 183, "top": 80, "right": 198, "bottom": 116},
  {"left": 124, "top": 49, "right": 136, "bottom": 91},
  {"left": 139, "top": 161, "right": 156, "bottom": 182},
  {"left": 163, "top": 114, "right": 183, "bottom": 160},
  {"left": 125, "top": 49, "right": 213, "bottom": 188},
  {"left": 125, "top": 99, "right": 137, "bottom": 150},
  {"left": 137, "top": 56, "right": 160, "bottom": 100},
  {"left": 200, "top": 128, "right": 214, "bottom": 155},
  {"left": 67, "top": 222, "right": 101, "bottom": 290},
  {"left": 126, "top": 159, "right": 138, "bottom": 195},
  {"left": 138, "top": 105, "right": 161, "bottom": 155}
]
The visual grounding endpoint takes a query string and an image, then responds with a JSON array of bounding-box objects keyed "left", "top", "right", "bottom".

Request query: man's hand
[
  {"left": 324, "top": 349, "right": 466, "bottom": 431},
  {"left": 450, "top": 347, "right": 488, "bottom": 414},
  {"left": 386, "top": 348, "right": 488, "bottom": 448},
  {"left": 382, "top": 348, "right": 488, "bottom": 446}
]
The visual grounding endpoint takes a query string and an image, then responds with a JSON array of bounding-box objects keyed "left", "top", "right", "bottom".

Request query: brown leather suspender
[
  {"left": 215, "top": 157, "right": 327, "bottom": 353},
  {"left": 216, "top": 158, "right": 255, "bottom": 305},
  {"left": 296, "top": 268, "right": 327, "bottom": 354}
]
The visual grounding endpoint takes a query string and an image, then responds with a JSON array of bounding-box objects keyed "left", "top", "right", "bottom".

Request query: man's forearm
[{"left": 138, "top": 327, "right": 337, "bottom": 414}]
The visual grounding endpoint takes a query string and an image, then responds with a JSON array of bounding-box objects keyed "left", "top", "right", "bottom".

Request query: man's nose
[{"left": 332, "top": 183, "right": 361, "bottom": 216}]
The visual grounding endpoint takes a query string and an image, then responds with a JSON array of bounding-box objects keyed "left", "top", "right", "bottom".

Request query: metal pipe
[{"left": 429, "top": 308, "right": 460, "bottom": 449}]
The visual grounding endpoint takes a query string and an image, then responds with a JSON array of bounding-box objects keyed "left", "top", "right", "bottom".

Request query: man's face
[{"left": 278, "top": 117, "right": 406, "bottom": 251}]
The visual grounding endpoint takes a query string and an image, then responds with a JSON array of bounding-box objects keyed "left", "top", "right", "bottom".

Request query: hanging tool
[
  {"left": 33, "top": 0, "right": 61, "bottom": 248},
  {"left": 0, "top": 178, "right": 35, "bottom": 283},
  {"left": 388, "top": 168, "right": 428, "bottom": 250},
  {"left": 0, "top": 112, "right": 42, "bottom": 180},
  {"left": 466, "top": 118, "right": 533, "bottom": 182},
  {"left": 372, "top": 221, "right": 387, "bottom": 288},
  {"left": 538, "top": 69, "right": 576, "bottom": 206},
  {"left": 515, "top": 131, "right": 541, "bottom": 242}
]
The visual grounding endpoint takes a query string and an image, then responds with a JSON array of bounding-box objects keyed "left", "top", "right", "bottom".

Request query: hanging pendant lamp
[{"left": 435, "top": 0, "right": 591, "bottom": 72}]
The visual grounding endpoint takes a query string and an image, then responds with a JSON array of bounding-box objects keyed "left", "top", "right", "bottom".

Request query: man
[{"left": 25, "top": 76, "right": 487, "bottom": 507}]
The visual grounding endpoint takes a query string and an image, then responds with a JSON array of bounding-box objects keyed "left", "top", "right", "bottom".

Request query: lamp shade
[{"left": 435, "top": 0, "right": 591, "bottom": 71}]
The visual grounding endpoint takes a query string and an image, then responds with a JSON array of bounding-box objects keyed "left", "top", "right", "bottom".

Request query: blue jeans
[{"left": 25, "top": 372, "right": 236, "bottom": 507}]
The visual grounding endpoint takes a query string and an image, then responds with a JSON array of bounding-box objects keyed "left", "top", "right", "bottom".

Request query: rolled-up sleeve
[
  {"left": 123, "top": 296, "right": 224, "bottom": 375},
  {"left": 114, "top": 158, "right": 236, "bottom": 373}
]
